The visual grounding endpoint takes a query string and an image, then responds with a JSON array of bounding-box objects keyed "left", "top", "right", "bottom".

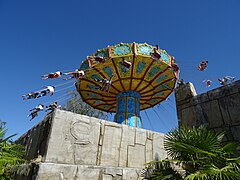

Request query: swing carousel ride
[
  {"left": 76, "top": 42, "right": 179, "bottom": 127},
  {"left": 23, "top": 42, "right": 180, "bottom": 126}
]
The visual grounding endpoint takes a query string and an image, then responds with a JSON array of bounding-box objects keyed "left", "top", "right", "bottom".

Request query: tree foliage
[
  {"left": 0, "top": 121, "right": 25, "bottom": 180},
  {"left": 61, "top": 91, "right": 107, "bottom": 119},
  {"left": 142, "top": 126, "right": 240, "bottom": 180}
]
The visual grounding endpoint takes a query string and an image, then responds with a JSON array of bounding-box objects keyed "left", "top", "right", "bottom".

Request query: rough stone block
[
  {"left": 100, "top": 125, "right": 122, "bottom": 166},
  {"left": 225, "top": 94, "right": 240, "bottom": 124},
  {"left": 122, "top": 168, "right": 142, "bottom": 180},
  {"left": 207, "top": 88, "right": 222, "bottom": 100},
  {"left": 76, "top": 166, "right": 101, "bottom": 179},
  {"left": 176, "top": 108, "right": 183, "bottom": 126},
  {"left": 191, "top": 93, "right": 209, "bottom": 105},
  {"left": 27, "top": 126, "right": 41, "bottom": 160},
  {"left": 181, "top": 106, "right": 197, "bottom": 126},
  {"left": 102, "top": 174, "right": 113, "bottom": 180},
  {"left": 36, "top": 163, "right": 78, "bottom": 180},
  {"left": 44, "top": 110, "right": 75, "bottom": 164},
  {"left": 207, "top": 85, "right": 234, "bottom": 101},
  {"left": 44, "top": 110, "right": 101, "bottom": 165},
  {"left": 230, "top": 126, "right": 240, "bottom": 142},
  {"left": 103, "top": 167, "right": 122, "bottom": 176},
  {"left": 227, "top": 81, "right": 240, "bottom": 94},
  {"left": 175, "top": 82, "right": 197, "bottom": 102},
  {"left": 195, "top": 104, "right": 209, "bottom": 126},
  {"left": 152, "top": 132, "right": 167, "bottom": 160},
  {"left": 128, "top": 144, "right": 145, "bottom": 168},
  {"left": 102, "top": 167, "right": 123, "bottom": 180},
  {"left": 179, "top": 101, "right": 191, "bottom": 110},
  {"left": 201, "top": 100, "right": 224, "bottom": 127},
  {"left": 176, "top": 98, "right": 191, "bottom": 107},
  {"left": 119, "top": 125, "right": 135, "bottom": 167},
  {"left": 146, "top": 130, "right": 153, "bottom": 140},
  {"left": 145, "top": 139, "right": 153, "bottom": 163},
  {"left": 73, "top": 116, "right": 101, "bottom": 165},
  {"left": 218, "top": 97, "right": 232, "bottom": 125},
  {"left": 105, "top": 120, "right": 122, "bottom": 128},
  {"left": 135, "top": 128, "right": 147, "bottom": 145}
]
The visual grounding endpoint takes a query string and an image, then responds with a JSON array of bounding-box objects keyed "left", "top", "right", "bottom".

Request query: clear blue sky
[{"left": 0, "top": 0, "right": 239, "bottom": 139}]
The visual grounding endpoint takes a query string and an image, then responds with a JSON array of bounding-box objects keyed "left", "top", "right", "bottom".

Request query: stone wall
[
  {"left": 16, "top": 110, "right": 167, "bottom": 179},
  {"left": 16, "top": 113, "right": 53, "bottom": 161},
  {"left": 175, "top": 80, "right": 240, "bottom": 142}
]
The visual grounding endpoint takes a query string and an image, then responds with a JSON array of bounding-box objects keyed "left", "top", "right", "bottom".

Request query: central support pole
[{"left": 114, "top": 91, "right": 141, "bottom": 127}]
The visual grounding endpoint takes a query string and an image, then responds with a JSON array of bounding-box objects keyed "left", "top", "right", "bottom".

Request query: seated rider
[
  {"left": 94, "top": 56, "right": 105, "bottom": 63},
  {"left": 95, "top": 76, "right": 113, "bottom": 92},
  {"left": 22, "top": 91, "right": 40, "bottom": 100},
  {"left": 177, "top": 79, "right": 185, "bottom": 86},
  {"left": 28, "top": 104, "right": 44, "bottom": 121},
  {"left": 119, "top": 57, "right": 132, "bottom": 69},
  {"left": 203, "top": 79, "right": 212, "bottom": 87},
  {"left": 63, "top": 69, "right": 85, "bottom": 80},
  {"left": 218, "top": 76, "right": 235, "bottom": 86},
  {"left": 170, "top": 57, "right": 180, "bottom": 79},
  {"left": 197, "top": 61, "right": 208, "bottom": 71},
  {"left": 41, "top": 71, "right": 62, "bottom": 80},
  {"left": 45, "top": 102, "right": 59, "bottom": 112},
  {"left": 30, "top": 104, "right": 44, "bottom": 112},
  {"left": 87, "top": 55, "right": 105, "bottom": 66},
  {"left": 87, "top": 56, "right": 94, "bottom": 68},
  {"left": 37, "top": 86, "right": 55, "bottom": 98},
  {"left": 150, "top": 45, "right": 161, "bottom": 61},
  {"left": 171, "top": 63, "right": 180, "bottom": 79},
  {"left": 28, "top": 111, "right": 38, "bottom": 121}
]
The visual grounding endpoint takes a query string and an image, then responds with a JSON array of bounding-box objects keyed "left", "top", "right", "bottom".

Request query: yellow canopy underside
[{"left": 77, "top": 58, "right": 176, "bottom": 112}]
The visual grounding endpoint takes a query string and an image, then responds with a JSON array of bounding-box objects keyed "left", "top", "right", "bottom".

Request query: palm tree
[
  {"left": 142, "top": 126, "right": 240, "bottom": 180},
  {"left": 0, "top": 126, "right": 25, "bottom": 179}
]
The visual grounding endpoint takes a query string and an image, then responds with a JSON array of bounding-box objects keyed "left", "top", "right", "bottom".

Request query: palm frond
[
  {"left": 185, "top": 164, "right": 240, "bottom": 180},
  {"left": 0, "top": 127, "right": 25, "bottom": 179},
  {"left": 142, "top": 160, "right": 183, "bottom": 180},
  {"left": 164, "top": 126, "right": 224, "bottom": 162}
]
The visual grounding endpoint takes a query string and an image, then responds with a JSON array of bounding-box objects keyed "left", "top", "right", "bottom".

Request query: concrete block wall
[
  {"left": 16, "top": 110, "right": 167, "bottom": 179},
  {"left": 175, "top": 80, "right": 240, "bottom": 143}
]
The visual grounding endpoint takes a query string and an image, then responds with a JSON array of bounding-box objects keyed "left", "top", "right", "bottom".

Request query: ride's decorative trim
[
  {"left": 96, "top": 51, "right": 107, "bottom": 58},
  {"left": 114, "top": 45, "right": 130, "bottom": 55},
  {"left": 138, "top": 45, "right": 153, "bottom": 55},
  {"left": 160, "top": 52, "right": 170, "bottom": 63}
]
